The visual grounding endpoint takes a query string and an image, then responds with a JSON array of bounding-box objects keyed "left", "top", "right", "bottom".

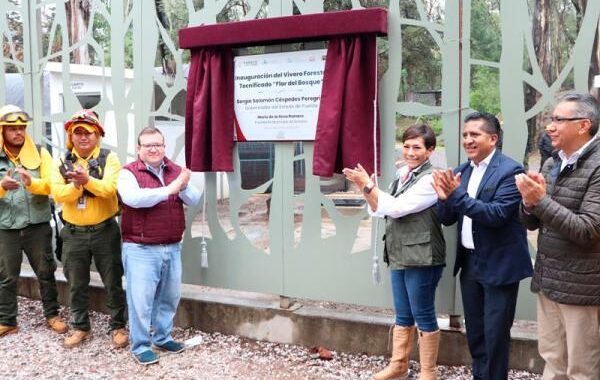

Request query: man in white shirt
[
  {"left": 433, "top": 112, "right": 533, "bottom": 380},
  {"left": 117, "top": 127, "right": 200, "bottom": 365}
]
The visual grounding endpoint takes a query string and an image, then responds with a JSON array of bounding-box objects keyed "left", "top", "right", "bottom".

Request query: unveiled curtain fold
[
  {"left": 185, "top": 47, "right": 234, "bottom": 172},
  {"left": 312, "top": 35, "right": 380, "bottom": 177}
]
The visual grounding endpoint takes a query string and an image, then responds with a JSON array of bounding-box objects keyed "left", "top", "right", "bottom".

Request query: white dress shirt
[
  {"left": 461, "top": 149, "right": 496, "bottom": 249},
  {"left": 118, "top": 161, "right": 201, "bottom": 208},
  {"left": 558, "top": 135, "right": 597, "bottom": 172},
  {"left": 369, "top": 162, "right": 438, "bottom": 219}
]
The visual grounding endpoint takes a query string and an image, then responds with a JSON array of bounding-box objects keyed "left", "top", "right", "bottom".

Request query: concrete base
[{"left": 17, "top": 268, "right": 543, "bottom": 373}]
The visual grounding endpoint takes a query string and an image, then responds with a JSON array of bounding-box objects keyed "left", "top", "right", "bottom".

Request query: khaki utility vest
[{"left": 384, "top": 162, "right": 446, "bottom": 269}]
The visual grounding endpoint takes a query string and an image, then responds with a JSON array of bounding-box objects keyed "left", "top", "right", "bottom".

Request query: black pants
[
  {"left": 460, "top": 252, "right": 519, "bottom": 380},
  {"left": 0, "top": 223, "right": 59, "bottom": 326},
  {"left": 61, "top": 219, "right": 126, "bottom": 331}
]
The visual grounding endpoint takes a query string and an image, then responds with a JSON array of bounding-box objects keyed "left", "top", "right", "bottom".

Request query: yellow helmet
[
  {"left": 0, "top": 104, "right": 31, "bottom": 126},
  {"left": 0, "top": 104, "right": 40, "bottom": 169}
]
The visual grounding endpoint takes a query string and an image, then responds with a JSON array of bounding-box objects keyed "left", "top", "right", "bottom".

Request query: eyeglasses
[
  {"left": 0, "top": 111, "right": 31, "bottom": 123},
  {"left": 140, "top": 143, "right": 165, "bottom": 150},
  {"left": 548, "top": 116, "right": 589, "bottom": 124}
]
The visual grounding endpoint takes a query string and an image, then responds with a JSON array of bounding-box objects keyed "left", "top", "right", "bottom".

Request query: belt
[
  {"left": 462, "top": 246, "right": 475, "bottom": 254},
  {"left": 64, "top": 218, "right": 114, "bottom": 232}
]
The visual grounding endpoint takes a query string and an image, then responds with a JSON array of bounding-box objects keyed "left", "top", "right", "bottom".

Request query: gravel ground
[{"left": 2, "top": 297, "right": 541, "bottom": 380}]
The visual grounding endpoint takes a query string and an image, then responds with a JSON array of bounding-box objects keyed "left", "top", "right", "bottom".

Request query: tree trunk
[
  {"left": 571, "top": 0, "right": 600, "bottom": 97},
  {"left": 534, "top": 0, "right": 553, "bottom": 83},
  {"left": 592, "top": 19, "right": 600, "bottom": 99},
  {"left": 66, "top": 0, "right": 91, "bottom": 65},
  {"left": 524, "top": 0, "right": 552, "bottom": 165},
  {"left": 154, "top": 0, "right": 176, "bottom": 81}
]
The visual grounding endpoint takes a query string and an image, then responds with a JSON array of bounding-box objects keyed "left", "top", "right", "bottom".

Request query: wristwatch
[{"left": 363, "top": 181, "right": 375, "bottom": 194}]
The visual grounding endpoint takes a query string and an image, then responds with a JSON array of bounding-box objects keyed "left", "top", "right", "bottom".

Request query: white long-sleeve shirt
[
  {"left": 118, "top": 162, "right": 201, "bottom": 208},
  {"left": 460, "top": 149, "right": 495, "bottom": 249},
  {"left": 369, "top": 165, "right": 438, "bottom": 219},
  {"left": 558, "top": 134, "right": 597, "bottom": 171}
]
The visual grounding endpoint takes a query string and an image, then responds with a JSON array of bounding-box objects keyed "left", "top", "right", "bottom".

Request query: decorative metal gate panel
[{"left": 2, "top": 0, "right": 599, "bottom": 320}]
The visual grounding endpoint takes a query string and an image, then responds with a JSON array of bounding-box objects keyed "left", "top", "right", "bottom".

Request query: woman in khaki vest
[{"left": 343, "top": 124, "right": 446, "bottom": 380}]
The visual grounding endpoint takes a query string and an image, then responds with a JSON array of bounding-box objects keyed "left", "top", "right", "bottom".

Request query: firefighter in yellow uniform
[
  {"left": 51, "top": 110, "right": 127, "bottom": 348},
  {"left": 0, "top": 104, "right": 67, "bottom": 337}
]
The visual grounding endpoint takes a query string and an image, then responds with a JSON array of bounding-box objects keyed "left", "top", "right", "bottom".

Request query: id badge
[{"left": 77, "top": 195, "right": 87, "bottom": 209}]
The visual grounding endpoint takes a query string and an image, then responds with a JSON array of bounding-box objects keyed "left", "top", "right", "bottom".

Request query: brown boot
[
  {"left": 47, "top": 316, "right": 68, "bottom": 334},
  {"left": 111, "top": 328, "right": 129, "bottom": 348},
  {"left": 0, "top": 324, "right": 18, "bottom": 337},
  {"left": 418, "top": 330, "right": 440, "bottom": 380},
  {"left": 373, "top": 325, "right": 416, "bottom": 380},
  {"left": 64, "top": 329, "right": 91, "bottom": 348}
]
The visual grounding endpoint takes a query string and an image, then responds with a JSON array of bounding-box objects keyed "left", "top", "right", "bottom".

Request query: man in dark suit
[{"left": 432, "top": 112, "right": 533, "bottom": 380}]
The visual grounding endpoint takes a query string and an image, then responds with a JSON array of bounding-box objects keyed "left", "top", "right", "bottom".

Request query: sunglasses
[{"left": 0, "top": 111, "right": 31, "bottom": 123}]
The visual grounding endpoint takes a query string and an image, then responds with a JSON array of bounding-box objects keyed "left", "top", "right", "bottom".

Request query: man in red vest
[{"left": 118, "top": 126, "right": 200, "bottom": 365}]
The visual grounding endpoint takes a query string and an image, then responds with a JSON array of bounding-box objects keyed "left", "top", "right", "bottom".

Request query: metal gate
[{"left": 2, "top": 0, "right": 599, "bottom": 320}]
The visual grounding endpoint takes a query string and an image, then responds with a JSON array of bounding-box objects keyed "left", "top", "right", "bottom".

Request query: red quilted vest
[{"left": 120, "top": 158, "right": 185, "bottom": 244}]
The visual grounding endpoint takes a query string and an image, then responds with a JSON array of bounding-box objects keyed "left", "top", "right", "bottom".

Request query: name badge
[{"left": 77, "top": 195, "right": 87, "bottom": 209}]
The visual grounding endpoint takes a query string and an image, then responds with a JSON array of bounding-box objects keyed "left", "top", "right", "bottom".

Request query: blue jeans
[
  {"left": 122, "top": 242, "right": 182, "bottom": 355},
  {"left": 390, "top": 265, "right": 443, "bottom": 332}
]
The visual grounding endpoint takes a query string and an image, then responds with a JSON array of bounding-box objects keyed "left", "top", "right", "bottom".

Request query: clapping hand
[
  {"left": 515, "top": 171, "right": 546, "bottom": 208},
  {"left": 1, "top": 169, "right": 20, "bottom": 191},
  {"left": 167, "top": 168, "right": 192, "bottom": 195},
  {"left": 342, "top": 163, "right": 372, "bottom": 189},
  {"left": 15, "top": 167, "right": 32, "bottom": 187},
  {"left": 68, "top": 165, "right": 90, "bottom": 188},
  {"left": 178, "top": 168, "right": 192, "bottom": 190},
  {"left": 432, "top": 169, "right": 461, "bottom": 200}
]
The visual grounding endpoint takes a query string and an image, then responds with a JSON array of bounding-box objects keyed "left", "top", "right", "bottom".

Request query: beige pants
[{"left": 537, "top": 292, "right": 600, "bottom": 380}]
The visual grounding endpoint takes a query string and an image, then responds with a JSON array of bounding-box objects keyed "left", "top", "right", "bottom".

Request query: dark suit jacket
[{"left": 437, "top": 150, "right": 533, "bottom": 286}]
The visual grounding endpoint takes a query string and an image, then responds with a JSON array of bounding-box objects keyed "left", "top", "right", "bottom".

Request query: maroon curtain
[
  {"left": 312, "top": 35, "right": 380, "bottom": 177},
  {"left": 185, "top": 47, "right": 234, "bottom": 172}
]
